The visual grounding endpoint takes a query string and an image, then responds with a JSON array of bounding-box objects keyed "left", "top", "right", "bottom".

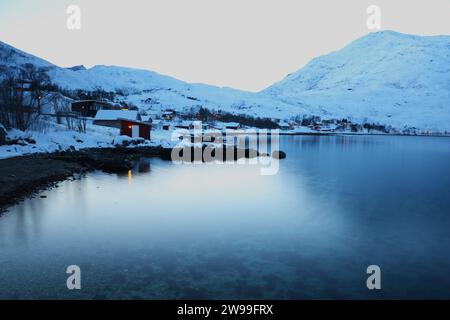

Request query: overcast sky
[{"left": 0, "top": 0, "right": 449, "bottom": 91}]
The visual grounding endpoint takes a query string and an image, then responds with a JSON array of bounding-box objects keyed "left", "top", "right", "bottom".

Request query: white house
[
  {"left": 93, "top": 110, "right": 141, "bottom": 128},
  {"left": 278, "top": 121, "right": 293, "bottom": 130}
]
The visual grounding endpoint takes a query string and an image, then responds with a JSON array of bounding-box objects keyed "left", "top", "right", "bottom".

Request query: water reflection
[{"left": 0, "top": 135, "right": 450, "bottom": 299}]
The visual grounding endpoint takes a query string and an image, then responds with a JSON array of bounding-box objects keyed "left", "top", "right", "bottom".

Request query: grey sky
[{"left": 0, "top": 0, "right": 449, "bottom": 91}]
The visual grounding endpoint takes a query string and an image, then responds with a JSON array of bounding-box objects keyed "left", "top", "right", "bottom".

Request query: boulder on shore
[{"left": 272, "top": 150, "right": 286, "bottom": 159}]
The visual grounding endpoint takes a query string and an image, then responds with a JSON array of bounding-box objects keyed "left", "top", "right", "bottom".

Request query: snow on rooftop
[
  {"left": 140, "top": 115, "right": 152, "bottom": 122},
  {"left": 225, "top": 122, "right": 240, "bottom": 127},
  {"left": 95, "top": 110, "right": 139, "bottom": 121}
]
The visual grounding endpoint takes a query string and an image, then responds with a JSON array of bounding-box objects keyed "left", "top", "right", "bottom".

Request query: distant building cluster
[{"left": 69, "top": 99, "right": 421, "bottom": 141}]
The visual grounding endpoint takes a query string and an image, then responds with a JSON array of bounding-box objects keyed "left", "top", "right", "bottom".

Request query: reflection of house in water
[
  {"left": 120, "top": 159, "right": 151, "bottom": 181},
  {"left": 137, "top": 158, "right": 151, "bottom": 173}
]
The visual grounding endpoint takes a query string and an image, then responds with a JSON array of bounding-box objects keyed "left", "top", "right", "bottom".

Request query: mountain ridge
[
  {"left": 1, "top": 30, "right": 450, "bottom": 131},
  {"left": 263, "top": 30, "right": 450, "bottom": 130}
]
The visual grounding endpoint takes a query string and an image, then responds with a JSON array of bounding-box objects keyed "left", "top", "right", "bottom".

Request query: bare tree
[
  {"left": 0, "top": 72, "right": 36, "bottom": 130},
  {"left": 19, "top": 63, "right": 51, "bottom": 115},
  {"left": 0, "top": 64, "right": 50, "bottom": 131},
  {"left": 46, "top": 92, "right": 71, "bottom": 124}
]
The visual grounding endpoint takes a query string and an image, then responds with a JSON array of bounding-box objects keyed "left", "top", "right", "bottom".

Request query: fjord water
[{"left": 1, "top": 135, "right": 450, "bottom": 299}]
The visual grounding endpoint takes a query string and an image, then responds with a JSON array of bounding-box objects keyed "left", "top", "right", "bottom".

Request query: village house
[
  {"left": 71, "top": 100, "right": 118, "bottom": 118},
  {"left": 201, "top": 123, "right": 213, "bottom": 131},
  {"left": 151, "top": 119, "right": 162, "bottom": 130},
  {"left": 93, "top": 110, "right": 151, "bottom": 140},
  {"left": 145, "top": 110, "right": 162, "bottom": 120},
  {"left": 174, "top": 121, "right": 194, "bottom": 130},
  {"left": 278, "top": 121, "right": 293, "bottom": 130},
  {"left": 94, "top": 110, "right": 141, "bottom": 126},
  {"left": 162, "top": 109, "right": 176, "bottom": 121},
  {"left": 320, "top": 124, "right": 338, "bottom": 132},
  {"left": 224, "top": 122, "right": 241, "bottom": 130}
]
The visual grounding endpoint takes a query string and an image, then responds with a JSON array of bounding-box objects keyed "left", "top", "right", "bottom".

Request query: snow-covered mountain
[
  {"left": 0, "top": 40, "right": 296, "bottom": 119},
  {"left": 1, "top": 30, "right": 450, "bottom": 131},
  {"left": 264, "top": 31, "right": 450, "bottom": 131}
]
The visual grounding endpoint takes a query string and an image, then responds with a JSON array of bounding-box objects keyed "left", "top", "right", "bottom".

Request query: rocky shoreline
[
  {"left": 0, "top": 146, "right": 162, "bottom": 213},
  {"left": 0, "top": 145, "right": 280, "bottom": 213}
]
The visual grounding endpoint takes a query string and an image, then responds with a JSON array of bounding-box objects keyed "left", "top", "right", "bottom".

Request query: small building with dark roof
[{"left": 71, "top": 100, "right": 117, "bottom": 118}]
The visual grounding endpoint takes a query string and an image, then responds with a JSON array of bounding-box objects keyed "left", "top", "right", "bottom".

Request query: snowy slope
[
  {"left": 0, "top": 40, "right": 296, "bottom": 119},
  {"left": 263, "top": 31, "right": 450, "bottom": 131},
  {"left": 56, "top": 65, "right": 299, "bottom": 118},
  {"left": 0, "top": 41, "right": 54, "bottom": 69}
]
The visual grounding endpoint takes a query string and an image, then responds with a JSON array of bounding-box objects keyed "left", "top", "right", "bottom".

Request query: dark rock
[
  {"left": 24, "top": 137, "right": 36, "bottom": 144},
  {"left": 272, "top": 150, "right": 286, "bottom": 159},
  {"left": 161, "top": 148, "right": 173, "bottom": 161}
]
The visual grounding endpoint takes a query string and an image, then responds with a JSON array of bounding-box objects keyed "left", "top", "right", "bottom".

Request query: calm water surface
[{"left": 1, "top": 135, "right": 450, "bottom": 299}]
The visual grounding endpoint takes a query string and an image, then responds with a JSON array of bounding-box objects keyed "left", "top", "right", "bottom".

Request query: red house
[
  {"left": 120, "top": 120, "right": 151, "bottom": 140},
  {"left": 93, "top": 110, "right": 152, "bottom": 140}
]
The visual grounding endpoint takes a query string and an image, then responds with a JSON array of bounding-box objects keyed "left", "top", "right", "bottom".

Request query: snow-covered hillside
[
  {"left": 0, "top": 40, "right": 296, "bottom": 119},
  {"left": 57, "top": 65, "right": 301, "bottom": 119},
  {"left": 264, "top": 31, "right": 450, "bottom": 131},
  {"left": 2, "top": 30, "right": 450, "bottom": 131}
]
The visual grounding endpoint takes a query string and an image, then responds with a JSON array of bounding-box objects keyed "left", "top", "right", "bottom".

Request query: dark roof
[
  {"left": 118, "top": 118, "right": 152, "bottom": 126},
  {"left": 72, "top": 100, "right": 111, "bottom": 105}
]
